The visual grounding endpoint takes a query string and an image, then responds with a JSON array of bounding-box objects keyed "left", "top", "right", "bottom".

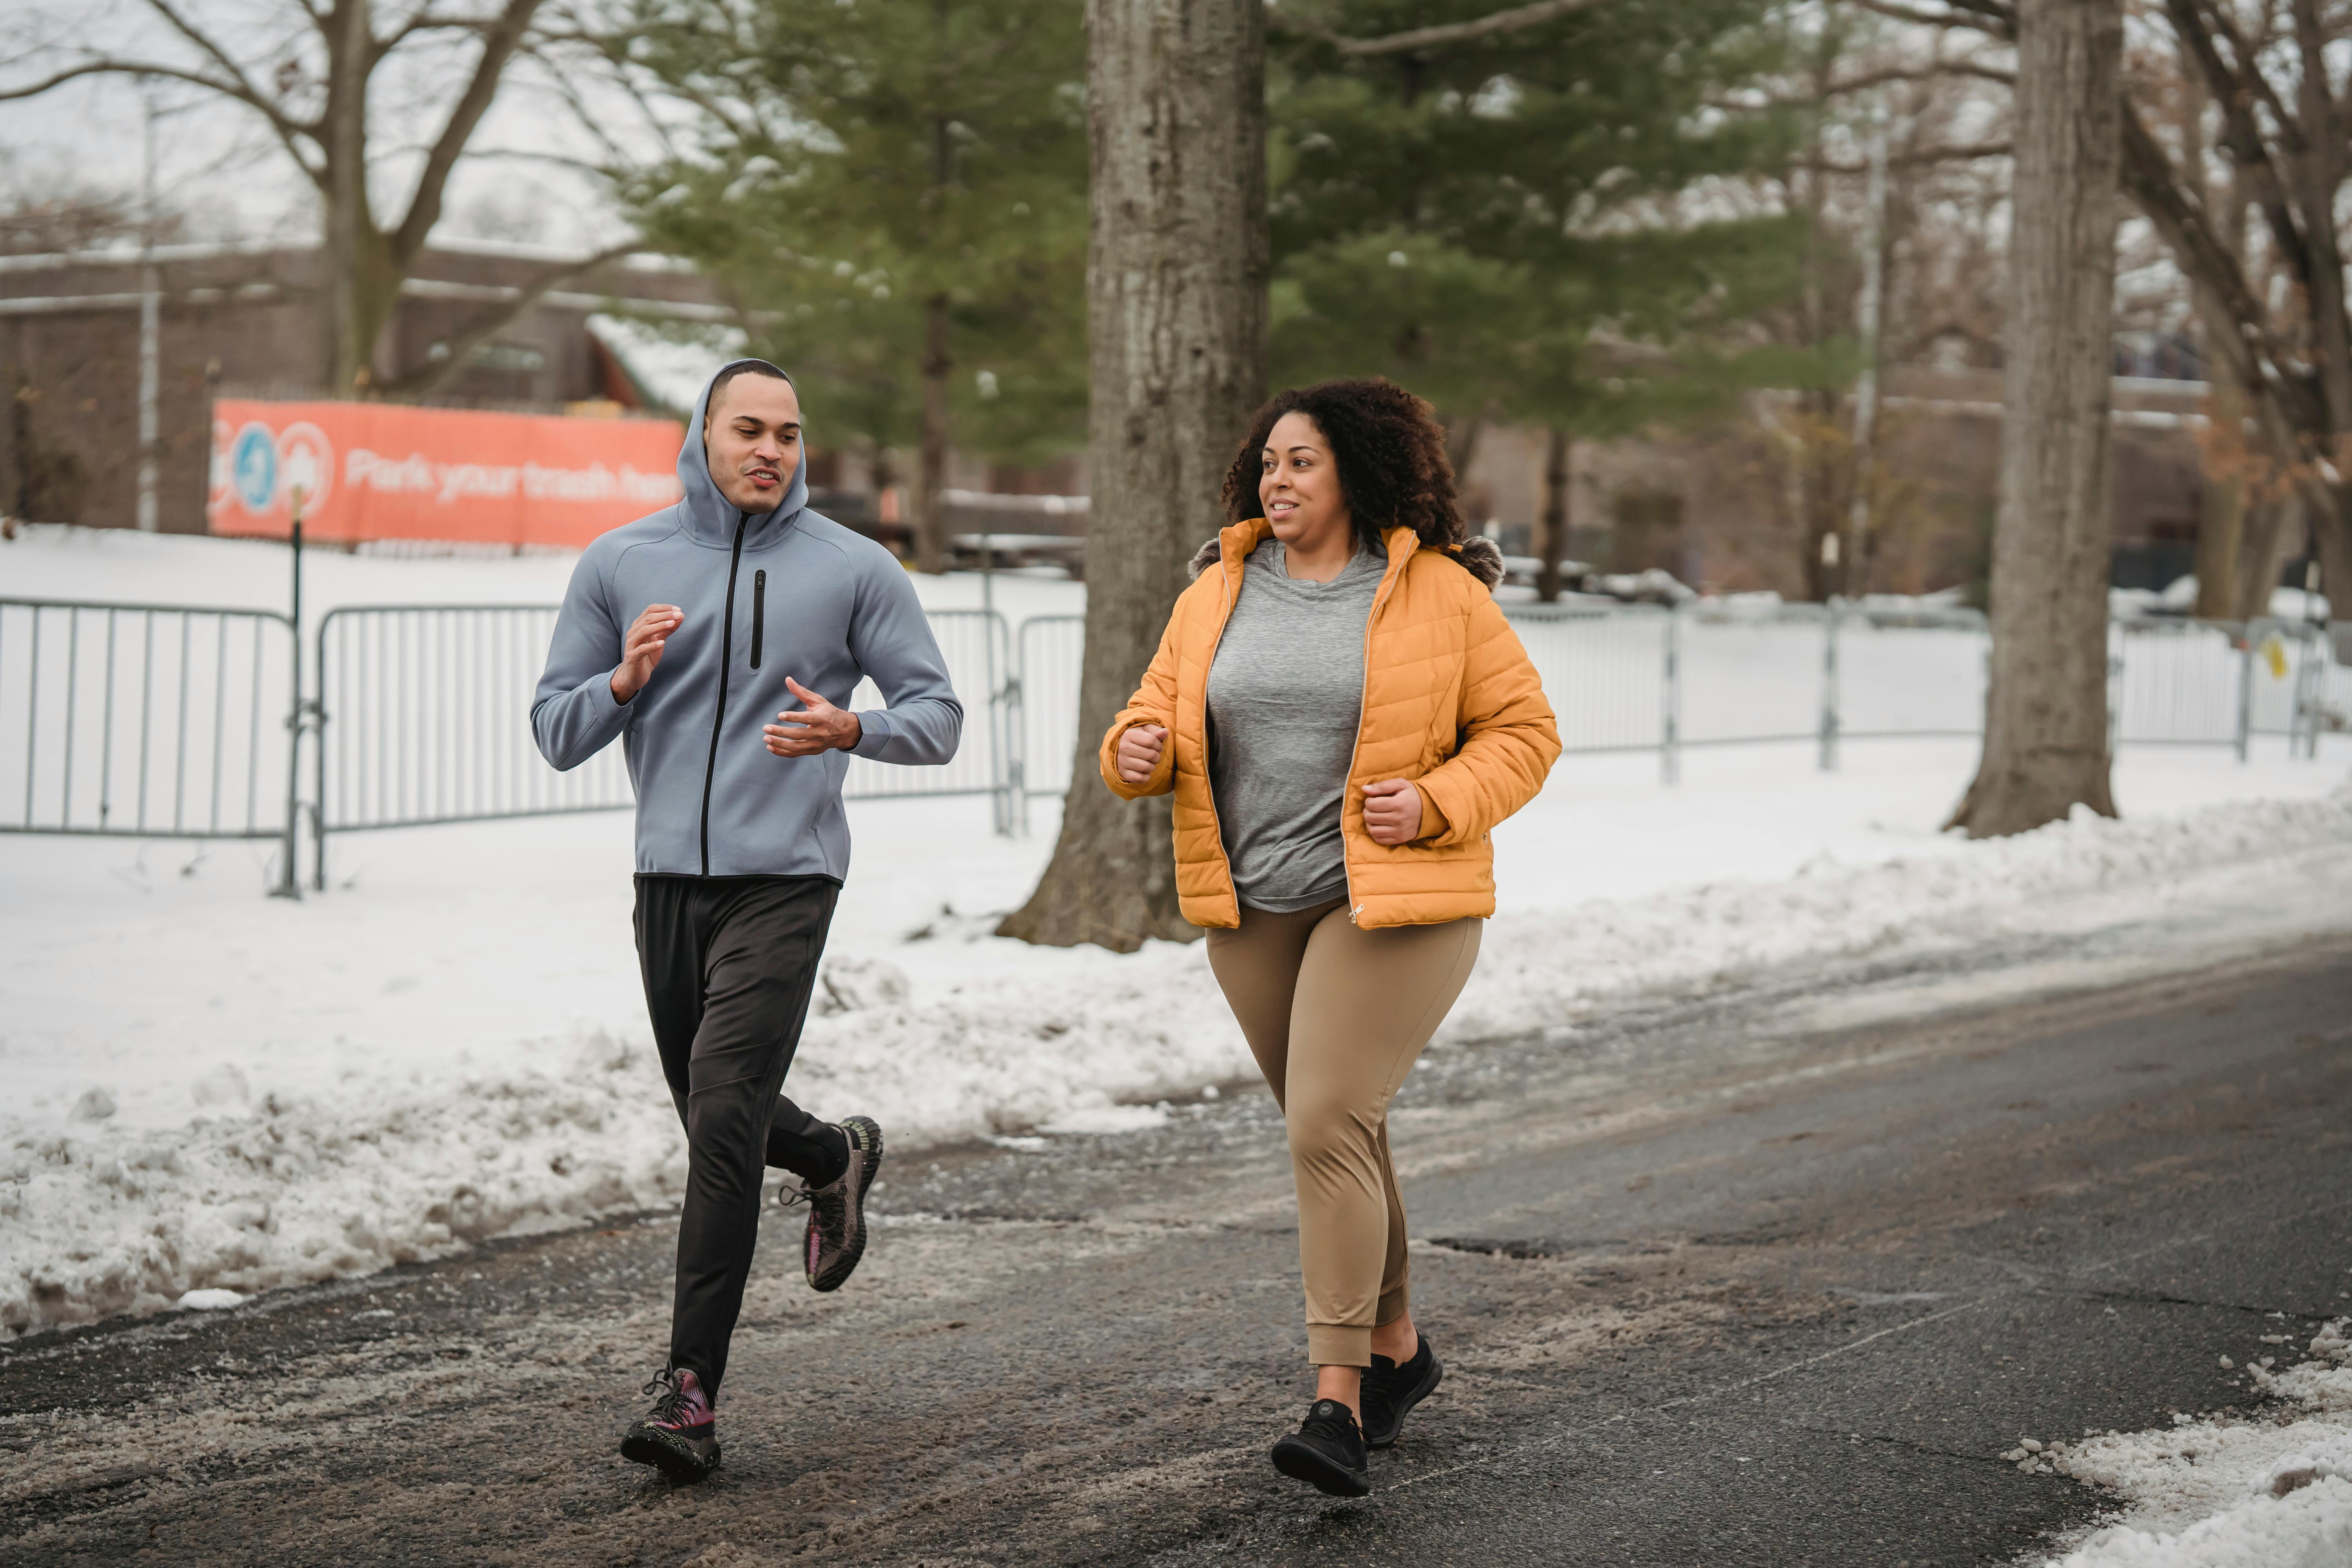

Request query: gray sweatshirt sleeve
[
  {"left": 846, "top": 555, "right": 964, "bottom": 765},
  {"left": 531, "top": 547, "right": 633, "bottom": 772}
]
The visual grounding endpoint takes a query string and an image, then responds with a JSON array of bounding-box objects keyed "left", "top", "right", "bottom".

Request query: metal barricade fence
[
  {"left": 1830, "top": 608, "right": 1990, "bottom": 747},
  {"left": 0, "top": 598, "right": 297, "bottom": 857},
  {"left": 838, "top": 609, "right": 1013, "bottom": 820},
  {"left": 8, "top": 591, "right": 2344, "bottom": 892},
  {"left": 1506, "top": 605, "right": 1675, "bottom": 759},
  {"left": 1012, "top": 615, "right": 1087, "bottom": 827},
  {"left": 312, "top": 604, "right": 1020, "bottom": 886},
  {"left": 314, "top": 605, "right": 634, "bottom": 849}
]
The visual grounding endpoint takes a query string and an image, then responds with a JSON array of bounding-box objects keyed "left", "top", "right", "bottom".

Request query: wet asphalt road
[{"left": 4, "top": 916, "right": 2350, "bottom": 1567}]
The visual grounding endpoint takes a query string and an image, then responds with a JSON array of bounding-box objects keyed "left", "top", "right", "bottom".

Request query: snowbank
[
  {"left": 9, "top": 781, "right": 2352, "bottom": 1336},
  {"left": 2027, "top": 1321, "right": 2352, "bottom": 1568}
]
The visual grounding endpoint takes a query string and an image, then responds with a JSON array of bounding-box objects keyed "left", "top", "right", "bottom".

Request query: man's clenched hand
[{"left": 764, "top": 677, "right": 863, "bottom": 756}]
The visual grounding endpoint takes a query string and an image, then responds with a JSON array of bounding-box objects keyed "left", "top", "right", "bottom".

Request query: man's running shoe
[
  {"left": 785, "top": 1115, "right": 883, "bottom": 1292},
  {"left": 1270, "top": 1398, "right": 1372, "bottom": 1497},
  {"left": 1360, "top": 1332, "right": 1442, "bottom": 1448},
  {"left": 619, "top": 1367, "right": 719, "bottom": 1483}
]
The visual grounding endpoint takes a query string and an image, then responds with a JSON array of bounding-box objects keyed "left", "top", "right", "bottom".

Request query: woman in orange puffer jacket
[{"left": 1102, "top": 378, "right": 1559, "bottom": 1496}]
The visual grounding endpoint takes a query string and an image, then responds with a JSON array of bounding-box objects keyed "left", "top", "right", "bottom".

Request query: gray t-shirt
[{"left": 1205, "top": 539, "right": 1385, "bottom": 912}]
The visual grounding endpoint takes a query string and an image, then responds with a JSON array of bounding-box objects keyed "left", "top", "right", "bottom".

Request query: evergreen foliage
[
  {"left": 611, "top": 0, "right": 1088, "bottom": 475},
  {"left": 1266, "top": 0, "right": 1810, "bottom": 439}
]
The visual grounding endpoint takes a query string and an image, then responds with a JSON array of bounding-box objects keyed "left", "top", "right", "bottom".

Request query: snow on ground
[
  {"left": 4, "top": 525, "right": 2352, "bottom": 1336},
  {"left": 2020, "top": 1321, "right": 2352, "bottom": 1568}
]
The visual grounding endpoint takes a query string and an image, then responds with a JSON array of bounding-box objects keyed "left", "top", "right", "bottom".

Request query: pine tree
[
  {"left": 615, "top": 0, "right": 1088, "bottom": 566},
  {"left": 1263, "top": 0, "right": 1808, "bottom": 527}
]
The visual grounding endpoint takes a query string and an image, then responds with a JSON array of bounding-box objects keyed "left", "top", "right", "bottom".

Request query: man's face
[{"left": 702, "top": 373, "right": 803, "bottom": 512}]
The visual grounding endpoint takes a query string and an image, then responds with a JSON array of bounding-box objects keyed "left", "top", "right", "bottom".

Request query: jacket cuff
[
  {"left": 601, "top": 668, "right": 634, "bottom": 710},
  {"left": 1415, "top": 768, "right": 1474, "bottom": 846},
  {"left": 1413, "top": 783, "right": 1451, "bottom": 842},
  {"left": 850, "top": 709, "right": 895, "bottom": 759}
]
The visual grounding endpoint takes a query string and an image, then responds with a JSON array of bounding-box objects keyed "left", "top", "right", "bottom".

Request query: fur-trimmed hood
[{"left": 1189, "top": 528, "right": 1505, "bottom": 588}]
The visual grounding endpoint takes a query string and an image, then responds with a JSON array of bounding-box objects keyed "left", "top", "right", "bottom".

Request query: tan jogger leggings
[{"left": 1205, "top": 899, "right": 1483, "bottom": 1368}]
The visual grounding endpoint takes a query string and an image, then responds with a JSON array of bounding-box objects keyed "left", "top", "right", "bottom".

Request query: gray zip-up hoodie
[{"left": 531, "top": 361, "right": 962, "bottom": 878}]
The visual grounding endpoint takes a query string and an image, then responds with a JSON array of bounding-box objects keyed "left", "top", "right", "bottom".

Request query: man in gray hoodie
[{"left": 534, "top": 359, "right": 961, "bottom": 1481}]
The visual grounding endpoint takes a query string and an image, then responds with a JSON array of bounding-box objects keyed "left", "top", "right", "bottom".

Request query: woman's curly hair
[{"left": 1219, "top": 378, "right": 1466, "bottom": 556}]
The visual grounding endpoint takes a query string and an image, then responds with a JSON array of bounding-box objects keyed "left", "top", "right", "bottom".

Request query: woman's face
[{"left": 1258, "top": 411, "right": 1351, "bottom": 551}]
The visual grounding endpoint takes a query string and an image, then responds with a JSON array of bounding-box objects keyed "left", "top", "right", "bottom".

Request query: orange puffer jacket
[{"left": 1099, "top": 518, "right": 1561, "bottom": 930}]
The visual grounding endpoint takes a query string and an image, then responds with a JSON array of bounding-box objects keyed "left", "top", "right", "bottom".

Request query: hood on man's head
[{"left": 675, "top": 357, "right": 808, "bottom": 541}]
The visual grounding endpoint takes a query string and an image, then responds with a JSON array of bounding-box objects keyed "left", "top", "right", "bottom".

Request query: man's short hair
[{"left": 705, "top": 360, "right": 794, "bottom": 422}]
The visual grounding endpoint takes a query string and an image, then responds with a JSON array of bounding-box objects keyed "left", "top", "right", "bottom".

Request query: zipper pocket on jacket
[{"left": 751, "top": 570, "right": 766, "bottom": 669}]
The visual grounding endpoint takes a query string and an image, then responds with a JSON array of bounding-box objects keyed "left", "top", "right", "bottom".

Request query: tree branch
[
  {"left": 1815, "top": 138, "right": 2012, "bottom": 172},
  {"left": 136, "top": 0, "right": 328, "bottom": 183},
  {"left": 0, "top": 53, "right": 327, "bottom": 185},
  {"left": 388, "top": 0, "right": 549, "bottom": 267},
  {"left": 376, "top": 240, "right": 644, "bottom": 398},
  {"left": 1708, "top": 57, "right": 2013, "bottom": 110},
  {"left": 1847, "top": 0, "right": 2011, "bottom": 34},
  {"left": 2118, "top": 99, "right": 2323, "bottom": 432},
  {"left": 1269, "top": 0, "right": 1610, "bottom": 57},
  {"left": 2161, "top": 0, "right": 2313, "bottom": 290},
  {"left": 374, "top": 8, "right": 500, "bottom": 62}
]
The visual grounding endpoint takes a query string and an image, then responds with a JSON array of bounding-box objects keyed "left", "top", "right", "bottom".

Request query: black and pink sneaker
[
  {"left": 787, "top": 1115, "right": 883, "bottom": 1292},
  {"left": 620, "top": 1367, "right": 720, "bottom": 1482}
]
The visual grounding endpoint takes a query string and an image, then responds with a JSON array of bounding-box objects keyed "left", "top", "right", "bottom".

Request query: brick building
[
  {"left": 0, "top": 239, "right": 722, "bottom": 534},
  {"left": 3, "top": 234, "right": 2225, "bottom": 598},
  {"left": 1459, "top": 366, "right": 2216, "bottom": 598}
]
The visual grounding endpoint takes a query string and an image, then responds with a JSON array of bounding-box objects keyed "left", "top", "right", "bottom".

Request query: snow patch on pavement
[
  {"left": 2027, "top": 1320, "right": 2352, "bottom": 1568},
  {"left": 9, "top": 784, "right": 2352, "bottom": 1336}
]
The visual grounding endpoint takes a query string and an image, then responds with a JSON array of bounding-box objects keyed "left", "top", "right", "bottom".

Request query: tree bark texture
[
  {"left": 997, "top": 0, "right": 1269, "bottom": 949},
  {"left": 915, "top": 292, "right": 952, "bottom": 574},
  {"left": 1536, "top": 426, "right": 1570, "bottom": 603},
  {"left": 1948, "top": 0, "right": 2122, "bottom": 838},
  {"left": 2236, "top": 497, "right": 2296, "bottom": 624}
]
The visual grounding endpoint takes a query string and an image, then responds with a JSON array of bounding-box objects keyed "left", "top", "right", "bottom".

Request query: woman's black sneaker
[
  {"left": 1270, "top": 1398, "right": 1372, "bottom": 1497},
  {"left": 783, "top": 1115, "right": 883, "bottom": 1292},
  {"left": 619, "top": 1367, "right": 720, "bottom": 1483},
  {"left": 1361, "top": 1333, "right": 1443, "bottom": 1448}
]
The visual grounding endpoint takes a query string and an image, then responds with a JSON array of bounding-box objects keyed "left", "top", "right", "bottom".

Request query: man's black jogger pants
[{"left": 634, "top": 873, "right": 848, "bottom": 1397}]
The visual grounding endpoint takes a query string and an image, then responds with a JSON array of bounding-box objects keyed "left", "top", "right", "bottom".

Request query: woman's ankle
[
  {"left": 1368, "top": 1316, "right": 1418, "bottom": 1365},
  {"left": 1314, "top": 1364, "right": 1363, "bottom": 1420}
]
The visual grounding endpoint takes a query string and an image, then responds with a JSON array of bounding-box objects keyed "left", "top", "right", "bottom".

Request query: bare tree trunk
[
  {"left": 998, "top": 0, "right": 1268, "bottom": 949},
  {"left": 2187, "top": 94, "right": 2248, "bottom": 624},
  {"left": 2234, "top": 496, "right": 2293, "bottom": 623},
  {"left": 2194, "top": 460, "right": 2247, "bottom": 621},
  {"left": 323, "top": 0, "right": 378, "bottom": 392},
  {"left": 1536, "top": 426, "right": 1570, "bottom": 602},
  {"left": 914, "top": 292, "right": 951, "bottom": 574},
  {"left": 1947, "top": 0, "right": 2122, "bottom": 838},
  {"left": 1443, "top": 412, "right": 1483, "bottom": 482}
]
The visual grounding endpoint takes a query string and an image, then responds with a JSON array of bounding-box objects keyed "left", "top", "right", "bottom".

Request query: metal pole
[
  {"left": 272, "top": 495, "right": 305, "bottom": 898},
  {"left": 313, "top": 612, "right": 330, "bottom": 891},
  {"left": 1819, "top": 600, "right": 1841, "bottom": 772},
  {"left": 1842, "top": 103, "right": 1889, "bottom": 597},
  {"left": 1009, "top": 621, "right": 1031, "bottom": 838},
  {"left": 2234, "top": 622, "right": 2254, "bottom": 762},
  {"left": 1660, "top": 607, "right": 1681, "bottom": 786},
  {"left": 135, "top": 87, "right": 161, "bottom": 533},
  {"left": 2303, "top": 559, "right": 2325, "bottom": 759},
  {"left": 2106, "top": 621, "right": 2124, "bottom": 759}
]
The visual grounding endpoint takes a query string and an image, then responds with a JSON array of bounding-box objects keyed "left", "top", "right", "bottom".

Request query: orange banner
[{"left": 207, "top": 399, "right": 684, "bottom": 548}]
